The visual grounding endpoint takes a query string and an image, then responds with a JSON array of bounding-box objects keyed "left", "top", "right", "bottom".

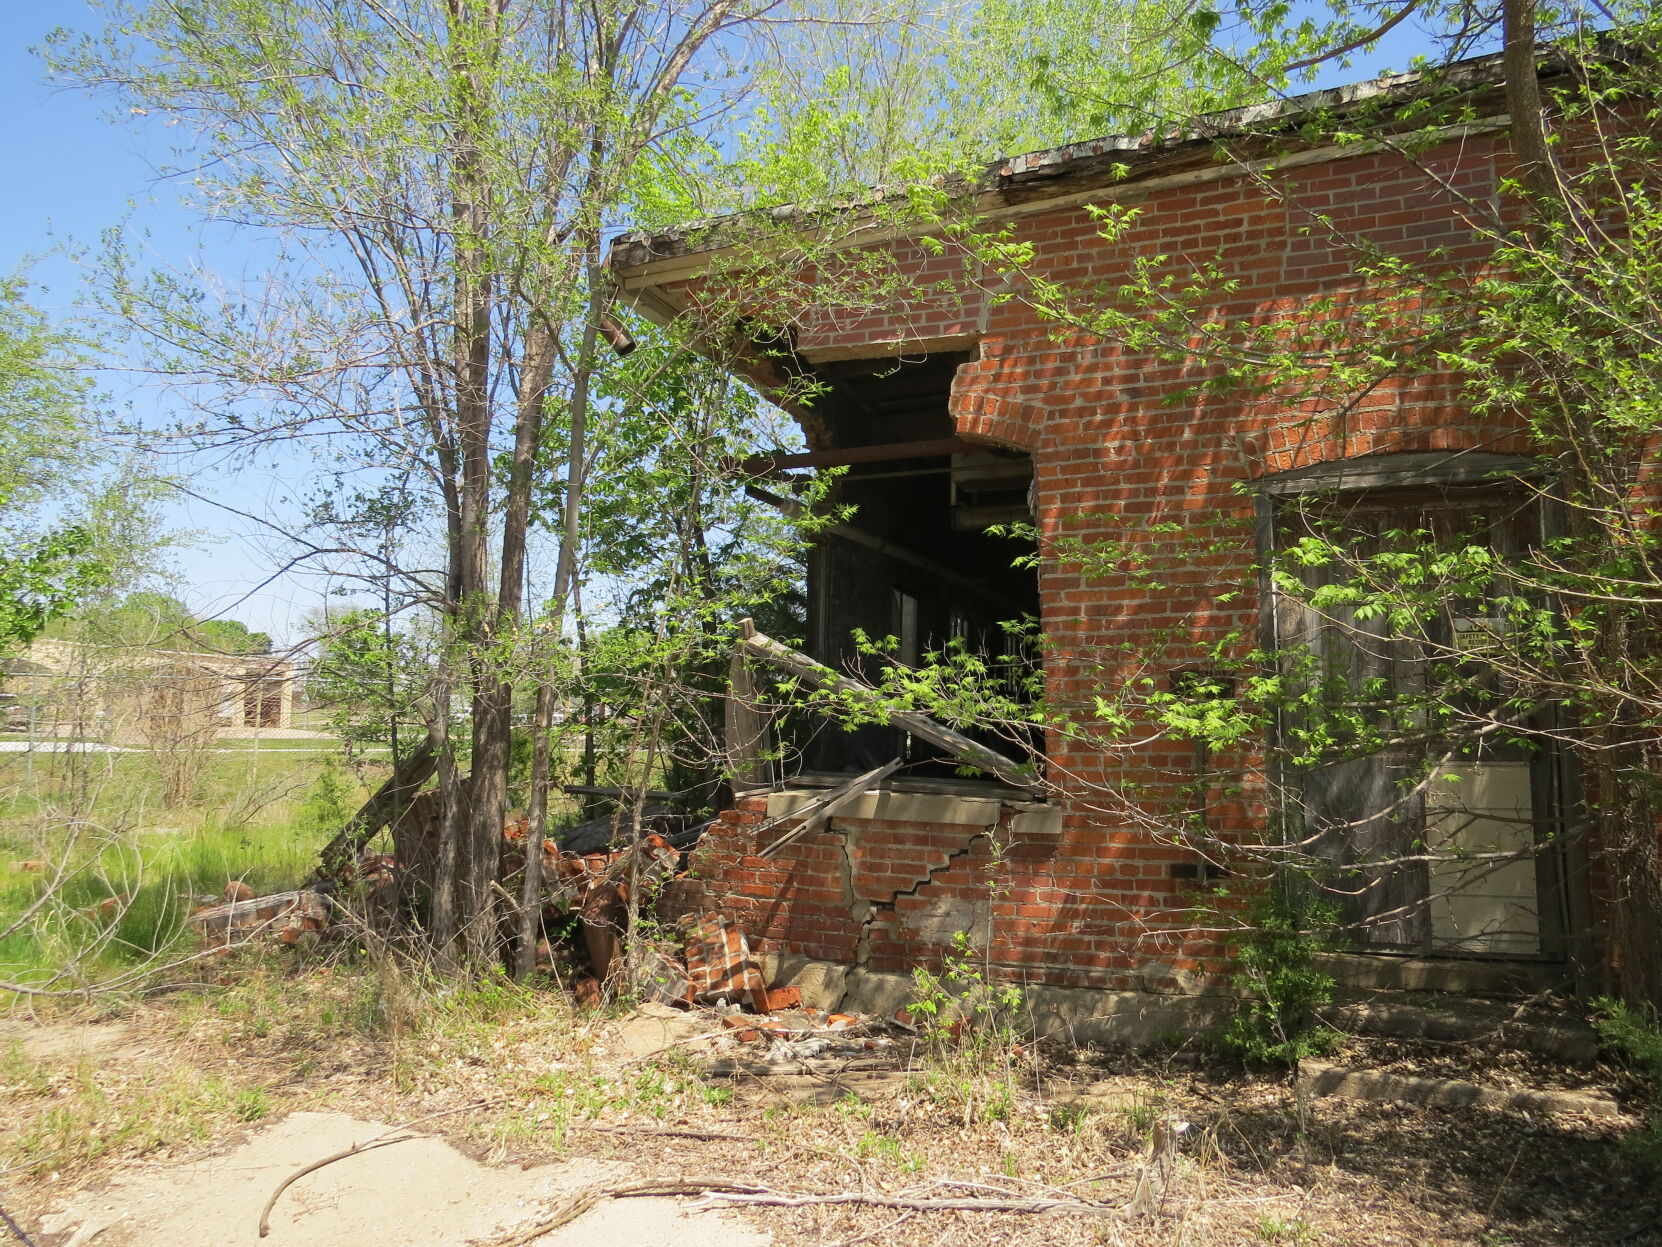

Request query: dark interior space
[{"left": 756, "top": 353, "right": 1040, "bottom": 777}]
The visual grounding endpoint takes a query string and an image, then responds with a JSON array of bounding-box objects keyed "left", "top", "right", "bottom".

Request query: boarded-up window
[{"left": 1267, "top": 481, "right": 1562, "bottom": 958}]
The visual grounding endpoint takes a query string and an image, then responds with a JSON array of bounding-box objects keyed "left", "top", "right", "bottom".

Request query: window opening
[{"left": 755, "top": 352, "right": 1041, "bottom": 782}]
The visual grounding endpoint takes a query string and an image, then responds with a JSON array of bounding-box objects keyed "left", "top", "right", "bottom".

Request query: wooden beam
[
  {"left": 317, "top": 734, "right": 438, "bottom": 875},
  {"left": 741, "top": 437, "right": 979, "bottom": 475},
  {"left": 724, "top": 649, "right": 773, "bottom": 792},
  {"left": 951, "top": 504, "right": 1031, "bottom": 530},
  {"left": 737, "top": 624, "right": 1036, "bottom": 790},
  {"left": 757, "top": 758, "right": 903, "bottom": 858},
  {"left": 743, "top": 486, "right": 1013, "bottom": 611}
]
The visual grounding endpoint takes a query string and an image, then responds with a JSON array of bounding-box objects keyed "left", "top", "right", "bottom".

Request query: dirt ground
[{"left": 1, "top": 962, "right": 1659, "bottom": 1247}]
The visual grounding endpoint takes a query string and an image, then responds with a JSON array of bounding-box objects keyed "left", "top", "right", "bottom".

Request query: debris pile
[
  {"left": 708, "top": 1002, "right": 901, "bottom": 1063},
  {"left": 188, "top": 814, "right": 925, "bottom": 1076},
  {"left": 188, "top": 800, "right": 846, "bottom": 1046},
  {"left": 185, "top": 804, "right": 702, "bottom": 969},
  {"left": 189, "top": 887, "right": 333, "bottom": 948}
]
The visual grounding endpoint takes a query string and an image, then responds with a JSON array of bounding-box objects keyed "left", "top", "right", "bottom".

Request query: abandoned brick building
[{"left": 607, "top": 58, "right": 1602, "bottom": 1034}]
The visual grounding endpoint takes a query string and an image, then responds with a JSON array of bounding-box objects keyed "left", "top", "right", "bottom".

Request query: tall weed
[{"left": 1220, "top": 891, "right": 1339, "bottom": 1066}]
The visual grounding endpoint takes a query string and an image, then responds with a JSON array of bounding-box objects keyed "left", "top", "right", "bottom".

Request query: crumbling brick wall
[
  {"left": 667, "top": 793, "right": 1215, "bottom": 991},
  {"left": 667, "top": 796, "right": 1003, "bottom": 971}
]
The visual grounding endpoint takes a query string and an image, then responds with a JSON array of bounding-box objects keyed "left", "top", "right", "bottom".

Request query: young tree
[
  {"left": 47, "top": 0, "right": 864, "bottom": 970},
  {"left": 305, "top": 608, "right": 423, "bottom": 757},
  {"left": 0, "top": 278, "right": 120, "bottom": 652}
]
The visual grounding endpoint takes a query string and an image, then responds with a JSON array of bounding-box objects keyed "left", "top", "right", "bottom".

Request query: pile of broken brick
[
  {"left": 184, "top": 824, "right": 824, "bottom": 1041},
  {"left": 188, "top": 807, "right": 686, "bottom": 959},
  {"left": 186, "top": 837, "right": 923, "bottom": 1067}
]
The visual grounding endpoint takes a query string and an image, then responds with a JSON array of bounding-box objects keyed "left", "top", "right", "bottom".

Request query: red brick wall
[
  {"left": 667, "top": 795, "right": 1215, "bottom": 990},
  {"left": 668, "top": 131, "right": 1571, "bottom": 991}
]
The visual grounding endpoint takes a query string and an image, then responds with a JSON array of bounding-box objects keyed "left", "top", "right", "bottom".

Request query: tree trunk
[
  {"left": 1502, "top": 0, "right": 1557, "bottom": 206},
  {"left": 448, "top": 0, "right": 508, "bottom": 969},
  {"left": 515, "top": 680, "right": 557, "bottom": 979},
  {"left": 429, "top": 671, "right": 463, "bottom": 959}
]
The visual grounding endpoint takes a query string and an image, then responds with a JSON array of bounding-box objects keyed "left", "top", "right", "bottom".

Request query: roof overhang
[{"left": 606, "top": 50, "right": 1547, "bottom": 325}]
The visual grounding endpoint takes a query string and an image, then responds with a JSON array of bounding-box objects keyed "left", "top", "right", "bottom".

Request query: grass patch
[
  {"left": 0, "top": 1048, "right": 282, "bottom": 1176},
  {"left": 0, "top": 747, "right": 373, "bottom": 993}
]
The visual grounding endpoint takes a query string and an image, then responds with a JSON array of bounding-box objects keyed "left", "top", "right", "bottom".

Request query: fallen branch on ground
[
  {"left": 257, "top": 1101, "right": 501, "bottom": 1237},
  {"left": 0, "top": 1197, "right": 39, "bottom": 1247},
  {"left": 257, "top": 1135, "right": 421, "bottom": 1238},
  {"left": 573, "top": 1123, "right": 752, "bottom": 1142},
  {"left": 479, "top": 1176, "right": 1122, "bottom": 1247}
]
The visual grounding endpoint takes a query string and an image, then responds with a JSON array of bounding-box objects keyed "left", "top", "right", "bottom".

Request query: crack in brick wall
[{"left": 838, "top": 826, "right": 988, "bottom": 968}]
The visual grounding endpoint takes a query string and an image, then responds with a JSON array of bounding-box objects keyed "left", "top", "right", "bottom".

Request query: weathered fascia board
[{"left": 609, "top": 119, "right": 1510, "bottom": 325}]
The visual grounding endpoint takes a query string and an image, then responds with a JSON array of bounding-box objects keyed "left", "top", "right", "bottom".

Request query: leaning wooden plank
[
  {"left": 749, "top": 786, "right": 856, "bottom": 857},
  {"left": 724, "top": 649, "right": 773, "bottom": 792},
  {"left": 737, "top": 625, "right": 1035, "bottom": 790},
  {"left": 757, "top": 758, "right": 902, "bottom": 858}
]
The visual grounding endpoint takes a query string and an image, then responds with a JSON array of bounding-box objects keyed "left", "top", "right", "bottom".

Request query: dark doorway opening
[{"left": 771, "top": 353, "right": 1040, "bottom": 777}]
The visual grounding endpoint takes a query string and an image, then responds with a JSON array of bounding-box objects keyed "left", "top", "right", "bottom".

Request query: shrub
[
  {"left": 1220, "top": 890, "right": 1339, "bottom": 1066},
  {"left": 1593, "top": 998, "right": 1662, "bottom": 1169}
]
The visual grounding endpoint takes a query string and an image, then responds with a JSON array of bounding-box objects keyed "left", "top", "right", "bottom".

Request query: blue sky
[
  {"left": 2, "top": 4, "right": 331, "bottom": 646},
  {"left": 1, "top": 2, "right": 1446, "bottom": 649}
]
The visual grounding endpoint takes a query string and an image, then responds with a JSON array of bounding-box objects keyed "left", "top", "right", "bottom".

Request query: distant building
[{"left": 2, "top": 637, "right": 296, "bottom": 736}]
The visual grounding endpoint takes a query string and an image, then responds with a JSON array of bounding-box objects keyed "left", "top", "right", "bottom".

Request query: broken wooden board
[
  {"left": 737, "top": 623, "right": 1035, "bottom": 790},
  {"left": 756, "top": 758, "right": 902, "bottom": 857},
  {"left": 189, "top": 889, "right": 333, "bottom": 947}
]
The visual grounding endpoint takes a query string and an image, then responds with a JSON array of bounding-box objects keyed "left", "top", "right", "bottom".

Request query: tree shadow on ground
[{"left": 1195, "top": 1088, "right": 1662, "bottom": 1246}]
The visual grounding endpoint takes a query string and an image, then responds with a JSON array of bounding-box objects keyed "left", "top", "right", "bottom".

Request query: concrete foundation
[{"left": 759, "top": 952, "right": 1229, "bottom": 1048}]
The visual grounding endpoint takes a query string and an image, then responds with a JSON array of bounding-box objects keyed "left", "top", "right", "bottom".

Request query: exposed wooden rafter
[{"left": 740, "top": 436, "right": 980, "bottom": 476}]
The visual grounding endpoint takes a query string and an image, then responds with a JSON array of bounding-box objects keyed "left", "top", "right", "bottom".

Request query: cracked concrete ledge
[
  {"left": 1298, "top": 1060, "right": 1622, "bottom": 1118},
  {"left": 764, "top": 789, "right": 1003, "bottom": 828},
  {"left": 757, "top": 953, "right": 1229, "bottom": 1048}
]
